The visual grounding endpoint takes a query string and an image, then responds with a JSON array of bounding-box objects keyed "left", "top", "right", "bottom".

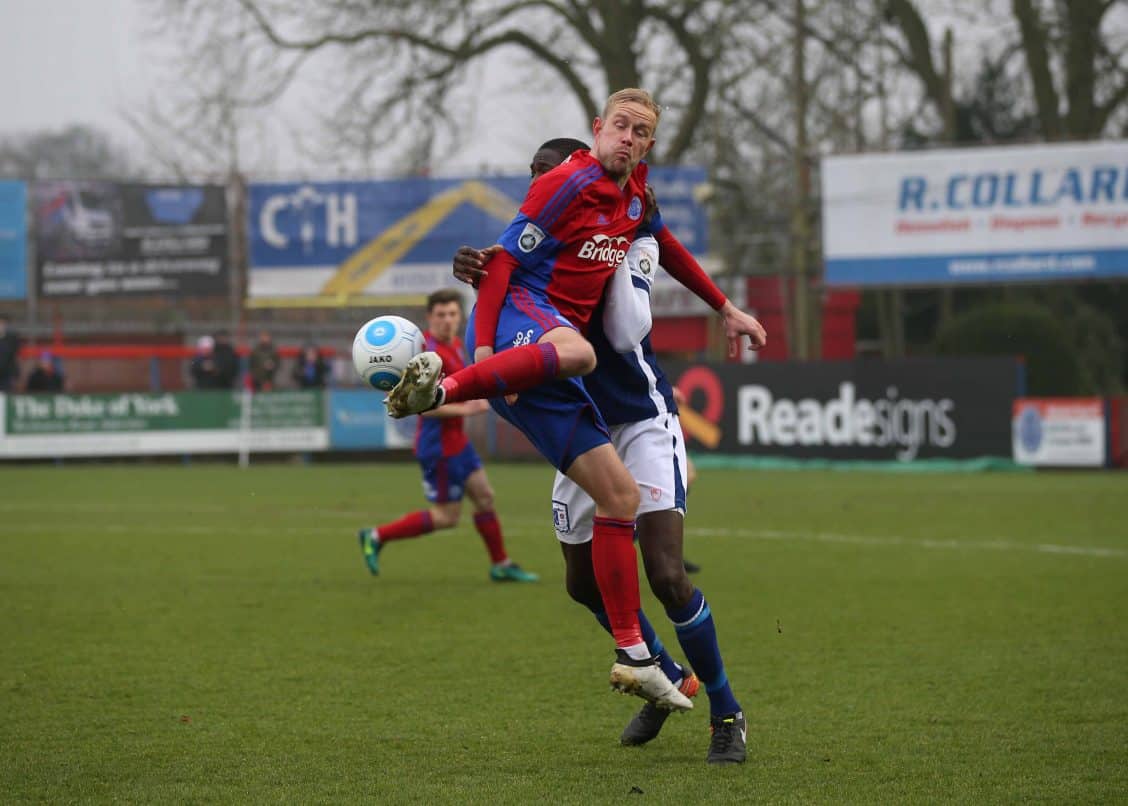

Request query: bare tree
[
  {"left": 141, "top": 0, "right": 763, "bottom": 170},
  {"left": 884, "top": 0, "right": 1128, "bottom": 142},
  {"left": 0, "top": 125, "right": 141, "bottom": 180}
]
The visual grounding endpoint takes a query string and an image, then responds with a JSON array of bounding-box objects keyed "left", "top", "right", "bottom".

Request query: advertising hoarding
[
  {"left": 33, "top": 182, "right": 229, "bottom": 297},
  {"left": 823, "top": 141, "right": 1128, "bottom": 286},
  {"left": 0, "top": 181, "right": 27, "bottom": 299},
  {"left": 246, "top": 167, "right": 709, "bottom": 306},
  {"left": 1012, "top": 398, "right": 1106, "bottom": 467},
  {"left": 667, "top": 358, "right": 1019, "bottom": 461}
]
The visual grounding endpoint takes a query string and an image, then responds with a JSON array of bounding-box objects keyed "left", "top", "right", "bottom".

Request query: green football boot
[
  {"left": 489, "top": 562, "right": 539, "bottom": 583},
  {"left": 357, "top": 528, "right": 382, "bottom": 576}
]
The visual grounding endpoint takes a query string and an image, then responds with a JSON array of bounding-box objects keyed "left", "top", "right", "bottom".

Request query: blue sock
[
  {"left": 666, "top": 588, "right": 741, "bottom": 716},
  {"left": 592, "top": 608, "right": 683, "bottom": 684}
]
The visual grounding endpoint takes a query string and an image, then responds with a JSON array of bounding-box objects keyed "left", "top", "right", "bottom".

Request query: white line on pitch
[{"left": 686, "top": 527, "right": 1127, "bottom": 559}]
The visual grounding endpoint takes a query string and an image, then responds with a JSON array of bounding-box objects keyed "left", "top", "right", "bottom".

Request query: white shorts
[{"left": 551, "top": 413, "right": 688, "bottom": 545}]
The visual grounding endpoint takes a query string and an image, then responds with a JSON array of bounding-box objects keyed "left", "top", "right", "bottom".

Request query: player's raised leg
[
  {"left": 387, "top": 326, "right": 595, "bottom": 418},
  {"left": 463, "top": 467, "right": 538, "bottom": 583}
]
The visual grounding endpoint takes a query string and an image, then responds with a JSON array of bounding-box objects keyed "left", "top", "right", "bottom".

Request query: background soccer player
[{"left": 357, "top": 289, "right": 538, "bottom": 583}]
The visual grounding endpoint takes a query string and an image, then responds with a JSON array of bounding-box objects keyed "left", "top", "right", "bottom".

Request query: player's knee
[
  {"left": 430, "top": 506, "right": 460, "bottom": 529},
  {"left": 473, "top": 489, "right": 495, "bottom": 511},
  {"left": 647, "top": 564, "right": 693, "bottom": 609},
  {"left": 556, "top": 340, "right": 597, "bottom": 377},
  {"left": 605, "top": 484, "right": 640, "bottom": 520}
]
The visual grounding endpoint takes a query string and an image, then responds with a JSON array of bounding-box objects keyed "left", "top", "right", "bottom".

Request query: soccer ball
[{"left": 352, "top": 315, "right": 425, "bottom": 391}]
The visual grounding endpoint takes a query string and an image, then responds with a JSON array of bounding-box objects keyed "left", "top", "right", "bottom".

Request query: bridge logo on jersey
[
  {"left": 576, "top": 233, "right": 630, "bottom": 265},
  {"left": 518, "top": 222, "right": 546, "bottom": 253}
]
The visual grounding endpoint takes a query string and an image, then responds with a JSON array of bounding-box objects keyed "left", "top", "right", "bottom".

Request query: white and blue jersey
[{"left": 582, "top": 235, "right": 678, "bottom": 427}]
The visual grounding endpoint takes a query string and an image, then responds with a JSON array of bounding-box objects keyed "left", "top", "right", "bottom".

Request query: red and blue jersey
[
  {"left": 496, "top": 150, "right": 649, "bottom": 334},
  {"left": 414, "top": 332, "right": 470, "bottom": 460}
]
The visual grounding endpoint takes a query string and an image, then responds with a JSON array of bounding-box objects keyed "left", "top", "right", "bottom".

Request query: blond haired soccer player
[
  {"left": 389, "top": 89, "right": 765, "bottom": 716},
  {"left": 454, "top": 139, "right": 751, "bottom": 763}
]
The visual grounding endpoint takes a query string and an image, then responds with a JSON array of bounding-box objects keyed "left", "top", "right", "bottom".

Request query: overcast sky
[
  {"left": 0, "top": 0, "right": 565, "bottom": 178},
  {"left": 0, "top": 0, "right": 148, "bottom": 137}
]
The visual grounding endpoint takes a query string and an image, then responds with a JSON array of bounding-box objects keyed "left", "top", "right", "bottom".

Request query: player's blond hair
[{"left": 602, "top": 88, "right": 661, "bottom": 127}]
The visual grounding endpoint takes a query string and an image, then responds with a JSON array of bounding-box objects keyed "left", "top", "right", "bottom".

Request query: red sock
[
  {"left": 375, "top": 510, "right": 434, "bottom": 542},
  {"left": 442, "top": 343, "right": 559, "bottom": 404},
  {"left": 473, "top": 510, "right": 509, "bottom": 565},
  {"left": 591, "top": 516, "right": 643, "bottom": 648}
]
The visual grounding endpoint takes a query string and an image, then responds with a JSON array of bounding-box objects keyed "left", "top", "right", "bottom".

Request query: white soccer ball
[{"left": 352, "top": 315, "right": 425, "bottom": 391}]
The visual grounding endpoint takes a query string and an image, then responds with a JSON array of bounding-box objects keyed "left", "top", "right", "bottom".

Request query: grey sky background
[
  {"left": 0, "top": 0, "right": 147, "bottom": 137},
  {"left": 0, "top": 0, "right": 561, "bottom": 178}
]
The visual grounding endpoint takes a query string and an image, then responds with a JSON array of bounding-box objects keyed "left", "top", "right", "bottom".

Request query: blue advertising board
[
  {"left": 328, "top": 389, "right": 389, "bottom": 450},
  {"left": 0, "top": 181, "right": 27, "bottom": 299},
  {"left": 246, "top": 167, "right": 709, "bottom": 305}
]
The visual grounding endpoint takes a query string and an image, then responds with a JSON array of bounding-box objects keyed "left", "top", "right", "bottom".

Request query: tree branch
[{"left": 1011, "top": 0, "right": 1062, "bottom": 139}]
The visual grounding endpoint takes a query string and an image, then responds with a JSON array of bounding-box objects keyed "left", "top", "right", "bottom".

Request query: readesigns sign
[{"left": 669, "top": 358, "right": 1017, "bottom": 461}]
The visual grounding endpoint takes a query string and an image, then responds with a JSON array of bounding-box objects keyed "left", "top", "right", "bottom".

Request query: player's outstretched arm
[
  {"left": 719, "top": 299, "right": 767, "bottom": 357},
  {"left": 648, "top": 205, "right": 766, "bottom": 356}
]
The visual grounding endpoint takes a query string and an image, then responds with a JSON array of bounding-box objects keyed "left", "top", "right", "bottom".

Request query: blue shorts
[
  {"left": 467, "top": 288, "right": 610, "bottom": 473},
  {"left": 418, "top": 443, "right": 482, "bottom": 503}
]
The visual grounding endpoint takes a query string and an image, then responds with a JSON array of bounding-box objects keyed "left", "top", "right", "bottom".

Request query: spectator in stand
[
  {"left": 25, "top": 350, "right": 64, "bottom": 393},
  {"left": 190, "top": 335, "right": 223, "bottom": 389},
  {"left": 0, "top": 314, "right": 20, "bottom": 392},
  {"left": 293, "top": 343, "right": 330, "bottom": 389},
  {"left": 212, "top": 330, "right": 240, "bottom": 389},
  {"left": 249, "top": 330, "right": 280, "bottom": 392}
]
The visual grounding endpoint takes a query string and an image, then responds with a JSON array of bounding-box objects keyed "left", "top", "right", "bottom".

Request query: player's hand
[
  {"left": 474, "top": 345, "right": 494, "bottom": 363},
  {"left": 720, "top": 300, "right": 767, "bottom": 357},
  {"left": 453, "top": 244, "right": 503, "bottom": 288}
]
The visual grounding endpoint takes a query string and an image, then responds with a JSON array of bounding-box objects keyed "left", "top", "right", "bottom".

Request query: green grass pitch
[{"left": 1, "top": 461, "right": 1125, "bottom": 803}]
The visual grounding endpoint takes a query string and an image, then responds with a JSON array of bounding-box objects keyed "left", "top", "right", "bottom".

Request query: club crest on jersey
[
  {"left": 639, "top": 256, "right": 653, "bottom": 275},
  {"left": 552, "top": 500, "right": 572, "bottom": 533},
  {"left": 628, "top": 196, "right": 643, "bottom": 220},
  {"left": 577, "top": 233, "right": 629, "bottom": 265},
  {"left": 518, "top": 222, "right": 547, "bottom": 253}
]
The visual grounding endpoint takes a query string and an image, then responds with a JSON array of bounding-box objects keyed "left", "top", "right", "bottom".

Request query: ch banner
[
  {"left": 32, "top": 182, "right": 228, "bottom": 297},
  {"left": 0, "top": 181, "right": 27, "bottom": 299},
  {"left": 246, "top": 167, "right": 708, "bottom": 307},
  {"left": 666, "top": 358, "right": 1019, "bottom": 461},
  {"left": 0, "top": 391, "right": 324, "bottom": 458},
  {"left": 822, "top": 140, "right": 1128, "bottom": 287}
]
